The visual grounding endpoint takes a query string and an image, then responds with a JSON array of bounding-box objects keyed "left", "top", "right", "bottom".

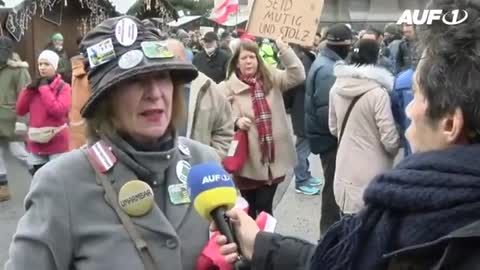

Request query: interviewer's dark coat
[{"left": 249, "top": 145, "right": 480, "bottom": 270}]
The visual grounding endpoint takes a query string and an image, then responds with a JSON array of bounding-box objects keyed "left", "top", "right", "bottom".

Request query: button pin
[{"left": 165, "top": 238, "right": 177, "bottom": 249}]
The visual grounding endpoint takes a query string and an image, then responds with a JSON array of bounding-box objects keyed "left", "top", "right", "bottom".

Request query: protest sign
[{"left": 246, "top": 0, "right": 324, "bottom": 46}]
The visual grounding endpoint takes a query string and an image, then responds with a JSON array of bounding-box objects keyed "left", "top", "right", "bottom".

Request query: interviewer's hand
[{"left": 210, "top": 208, "right": 260, "bottom": 262}]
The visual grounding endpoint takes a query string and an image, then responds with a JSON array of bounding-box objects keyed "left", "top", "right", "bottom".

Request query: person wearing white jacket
[
  {"left": 166, "top": 39, "right": 234, "bottom": 160},
  {"left": 329, "top": 39, "right": 400, "bottom": 214}
]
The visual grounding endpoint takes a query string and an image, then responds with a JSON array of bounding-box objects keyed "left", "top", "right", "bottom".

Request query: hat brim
[
  {"left": 81, "top": 56, "right": 198, "bottom": 119},
  {"left": 202, "top": 37, "right": 217, "bottom": 43},
  {"left": 326, "top": 40, "right": 352, "bottom": 46}
]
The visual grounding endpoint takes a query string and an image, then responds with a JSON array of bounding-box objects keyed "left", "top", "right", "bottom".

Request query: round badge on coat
[
  {"left": 115, "top": 18, "right": 138, "bottom": 47},
  {"left": 118, "top": 50, "right": 144, "bottom": 70},
  {"left": 178, "top": 143, "right": 190, "bottom": 156},
  {"left": 118, "top": 180, "right": 154, "bottom": 217},
  {"left": 176, "top": 160, "right": 191, "bottom": 184}
]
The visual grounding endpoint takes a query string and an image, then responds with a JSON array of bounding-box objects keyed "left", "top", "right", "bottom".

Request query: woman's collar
[
  {"left": 228, "top": 72, "right": 251, "bottom": 94},
  {"left": 113, "top": 128, "right": 176, "bottom": 153}
]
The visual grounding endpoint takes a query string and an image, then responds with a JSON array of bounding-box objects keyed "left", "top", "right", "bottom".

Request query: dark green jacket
[{"left": 56, "top": 49, "right": 72, "bottom": 84}]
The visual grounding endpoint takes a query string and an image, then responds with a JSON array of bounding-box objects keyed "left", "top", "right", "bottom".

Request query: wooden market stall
[{"left": 0, "top": 0, "right": 119, "bottom": 76}]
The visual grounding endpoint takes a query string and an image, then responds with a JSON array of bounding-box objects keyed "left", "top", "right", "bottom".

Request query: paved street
[
  {"left": 275, "top": 154, "right": 323, "bottom": 242},
  {"left": 0, "top": 146, "right": 324, "bottom": 266},
  {"left": 0, "top": 151, "right": 31, "bottom": 266}
]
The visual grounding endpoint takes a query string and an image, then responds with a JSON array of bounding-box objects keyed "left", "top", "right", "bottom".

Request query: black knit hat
[
  {"left": 384, "top": 23, "right": 400, "bottom": 35},
  {"left": 0, "top": 36, "right": 14, "bottom": 66},
  {"left": 79, "top": 15, "right": 198, "bottom": 118},
  {"left": 326, "top": 24, "right": 353, "bottom": 46},
  {"left": 202, "top": 32, "right": 219, "bottom": 43}
]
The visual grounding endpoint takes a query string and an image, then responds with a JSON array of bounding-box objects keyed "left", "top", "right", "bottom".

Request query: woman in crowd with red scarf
[{"left": 219, "top": 37, "right": 305, "bottom": 218}]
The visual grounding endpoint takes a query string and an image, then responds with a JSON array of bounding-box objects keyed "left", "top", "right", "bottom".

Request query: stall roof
[
  {"left": 0, "top": 0, "right": 135, "bottom": 13},
  {"left": 167, "top": 15, "right": 201, "bottom": 27},
  {"left": 126, "top": 0, "right": 178, "bottom": 20},
  {"left": 109, "top": 0, "right": 137, "bottom": 14}
]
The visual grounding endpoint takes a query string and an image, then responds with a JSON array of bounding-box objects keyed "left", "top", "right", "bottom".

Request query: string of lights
[{"left": 5, "top": 0, "right": 177, "bottom": 41}]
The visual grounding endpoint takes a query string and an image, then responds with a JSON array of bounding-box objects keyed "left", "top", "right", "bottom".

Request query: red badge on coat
[{"left": 86, "top": 141, "right": 117, "bottom": 173}]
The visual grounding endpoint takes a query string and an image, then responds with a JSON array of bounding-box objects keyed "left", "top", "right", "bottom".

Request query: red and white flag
[{"left": 212, "top": 0, "right": 239, "bottom": 24}]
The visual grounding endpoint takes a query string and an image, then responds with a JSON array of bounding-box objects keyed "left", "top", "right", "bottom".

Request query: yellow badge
[{"left": 118, "top": 180, "right": 154, "bottom": 217}]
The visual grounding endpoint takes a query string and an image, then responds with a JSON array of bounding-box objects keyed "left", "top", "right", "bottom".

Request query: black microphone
[
  {"left": 187, "top": 163, "right": 251, "bottom": 269},
  {"left": 211, "top": 207, "right": 250, "bottom": 269}
]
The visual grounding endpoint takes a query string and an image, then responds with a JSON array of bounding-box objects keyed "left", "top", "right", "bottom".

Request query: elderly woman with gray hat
[{"left": 5, "top": 16, "right": 220, "bottom": 270}]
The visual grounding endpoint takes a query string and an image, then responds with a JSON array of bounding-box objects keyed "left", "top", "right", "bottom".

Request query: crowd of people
[
  {"left": 1, "top": 0, "right": 480, "bottom": 268},
  {"left": 214, "top": 0, "right": 480, "bottom": 270}
]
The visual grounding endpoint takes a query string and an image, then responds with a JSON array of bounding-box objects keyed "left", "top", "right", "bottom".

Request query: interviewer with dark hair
[{"left": 214, "top": 1, "right": 480, "bottom": 269}]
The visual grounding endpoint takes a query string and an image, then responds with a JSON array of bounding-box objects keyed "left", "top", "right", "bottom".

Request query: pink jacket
[{"left": 17, "top": 74, "right": 71, "bottom": 155}]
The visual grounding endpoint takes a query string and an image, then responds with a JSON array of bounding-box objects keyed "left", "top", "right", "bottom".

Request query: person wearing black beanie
[{"left": 304, "top": 23, "right": 353, "bottom": 235}]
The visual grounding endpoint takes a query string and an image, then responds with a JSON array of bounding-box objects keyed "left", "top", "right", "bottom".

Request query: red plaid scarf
[{"left": 238, "top": 72, "right": 275, "bottom": 164}]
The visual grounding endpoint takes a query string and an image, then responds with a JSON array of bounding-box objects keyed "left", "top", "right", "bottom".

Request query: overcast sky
[
  {"left": 109, "top": 0, "right": 137, "bottom": 14},
  {"left": 3, "top": 0, "right": 25, "bottom": 9}
]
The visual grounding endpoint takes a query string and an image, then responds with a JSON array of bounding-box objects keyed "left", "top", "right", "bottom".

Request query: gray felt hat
[{"left": 80, "top": 15, "right": 198, "bottom": 118}]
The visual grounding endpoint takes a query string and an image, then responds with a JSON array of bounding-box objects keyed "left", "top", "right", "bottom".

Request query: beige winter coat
[
  {"left": 187, "top": 72, "right": 234, "bottom": 159},
  {"left": 219, "top": 47, "right": 305, "bottom": 181},
  {"left": 329, "top": 63, "right": 400, "bottom": 214}
]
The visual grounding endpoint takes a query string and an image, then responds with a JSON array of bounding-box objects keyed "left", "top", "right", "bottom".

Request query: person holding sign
[
  {"left": 219, "top": 37, "right": 305, "bottom": 219},
  {"left": 6, "top": 16, "right": 222, "bottom": 270}
]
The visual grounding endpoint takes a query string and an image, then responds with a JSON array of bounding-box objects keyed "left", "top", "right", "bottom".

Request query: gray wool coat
[{"left": 5, "top": 137, "right": 219, "bottom": 270}]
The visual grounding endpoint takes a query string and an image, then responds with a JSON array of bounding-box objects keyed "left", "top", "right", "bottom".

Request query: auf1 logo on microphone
[
  {"left": 202, "top": 174, "right": 232, "bottom": 184},
  {"left": 397, "top": 9, "right": 468, "bottom": 25}
]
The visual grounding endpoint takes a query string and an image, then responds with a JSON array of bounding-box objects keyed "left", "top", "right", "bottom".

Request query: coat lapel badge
[{"left": 87, "top": 141, "right": 117, "bottom": 173}]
